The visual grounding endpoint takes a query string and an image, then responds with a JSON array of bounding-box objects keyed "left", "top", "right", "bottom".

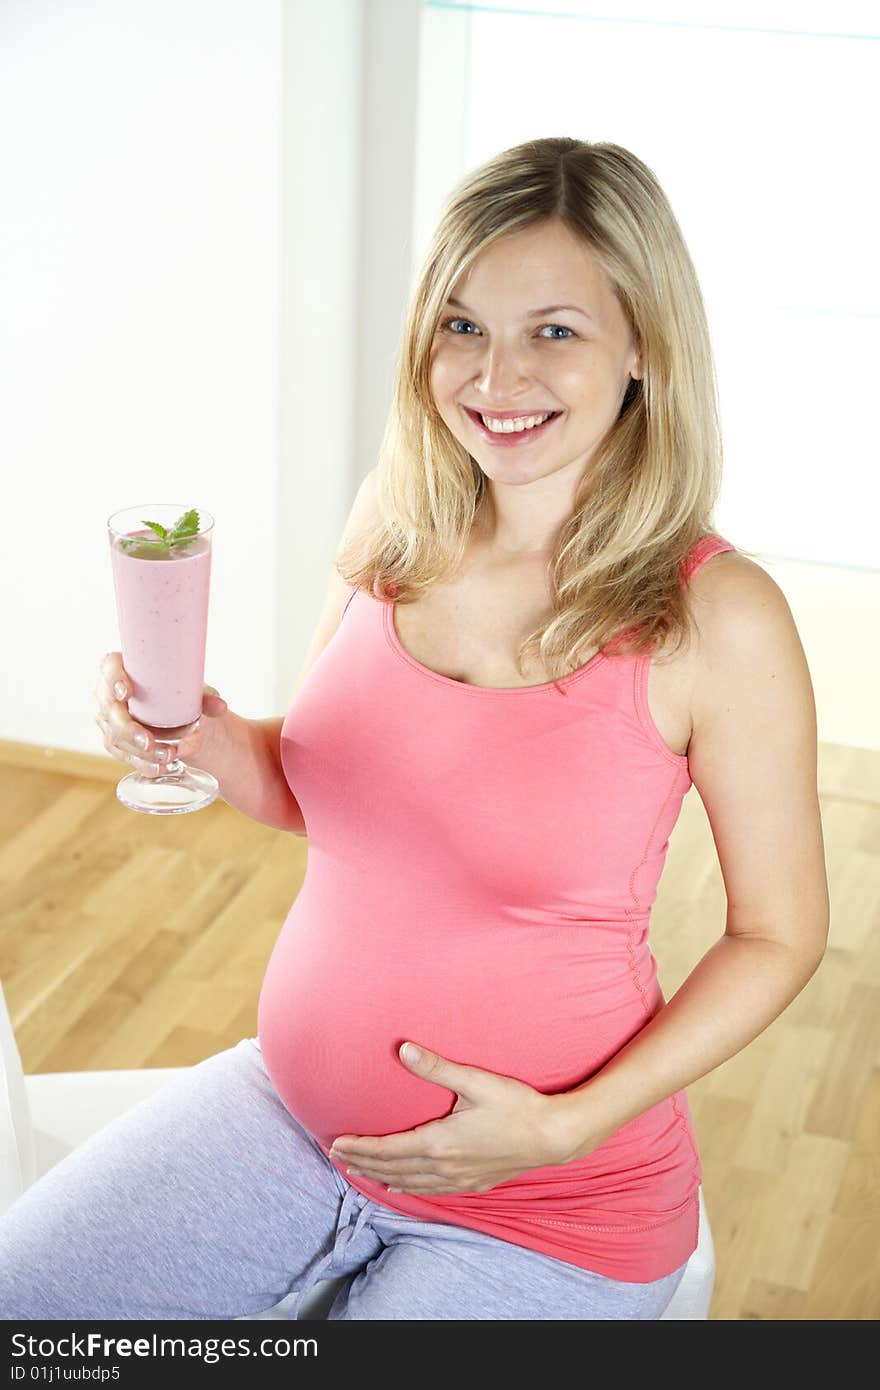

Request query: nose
[{"left": 473, "top": 342, "right": 534, "bottom": 401}]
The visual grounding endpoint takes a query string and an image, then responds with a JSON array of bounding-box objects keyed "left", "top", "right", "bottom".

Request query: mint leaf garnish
[
  {"left": 120, "top": 509, "right": 202, "bottom": 555},
  {"left": 169, "top": 509, "right": 199, "bottom": 542}
]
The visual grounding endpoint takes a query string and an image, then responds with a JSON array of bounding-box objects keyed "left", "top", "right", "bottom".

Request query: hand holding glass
[{"left": 107, "top": 504, "right": 219, "bottom": 814}]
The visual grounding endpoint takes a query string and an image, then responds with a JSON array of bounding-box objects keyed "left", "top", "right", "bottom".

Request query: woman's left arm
[{"left": 549, "top": 556, "right": 831, "bottom": 1164}]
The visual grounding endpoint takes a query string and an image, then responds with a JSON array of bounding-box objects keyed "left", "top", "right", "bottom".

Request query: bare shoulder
[
  {"left": 681, "top": 549, "right": 829, "bottom": 956},
  {"left": 687, "top": 549, "right": 774, "bottom": 620},
  {"left": 686, "top": 551, "right": 793, "bottom": 653},
  {"left": 684, "top": 548, "right": 815, "bottom": 743}
]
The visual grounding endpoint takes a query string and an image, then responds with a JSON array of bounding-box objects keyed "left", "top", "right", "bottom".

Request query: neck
[{"left": 473, "top": 494, "right": 564, "bottom": 560}]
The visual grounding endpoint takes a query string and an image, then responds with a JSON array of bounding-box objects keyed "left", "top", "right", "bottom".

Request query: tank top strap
[
  {"left": 340, "top": 584, "right": 359, "bottom": 623},
  {"left": 679, "top": 533, "right": 737, "bottom": 589}
]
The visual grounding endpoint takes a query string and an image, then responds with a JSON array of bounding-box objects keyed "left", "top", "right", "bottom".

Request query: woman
[{"left": 1, "top": 138, "right": 829, "bottom": 1321}]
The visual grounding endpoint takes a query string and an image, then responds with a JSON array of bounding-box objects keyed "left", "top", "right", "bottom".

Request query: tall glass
[{"left": 107, "top": 504, "right": 219, "bottom": 815}]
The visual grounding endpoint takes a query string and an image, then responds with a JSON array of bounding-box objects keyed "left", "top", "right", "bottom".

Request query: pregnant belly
[{"left": 256, "top": 901, "right": 661, "bottom": 1152}]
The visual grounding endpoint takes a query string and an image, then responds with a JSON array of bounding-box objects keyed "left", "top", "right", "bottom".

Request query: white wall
[
  {"left": 0, "top": 0, "right": 282, "bottom": 751},
  {"left": 1, "top": 0, "right": 422, "bottom": 755},
  {"left": 275, "top": 0, "right": 363, "bottom": 713},
  {"left": 275, "top": 0, "right": 422, "bottom": 705}
]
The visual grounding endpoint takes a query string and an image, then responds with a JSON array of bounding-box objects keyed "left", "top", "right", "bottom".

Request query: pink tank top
[{"left": 257, "top": 533, "right": 737, "bottom": 1282}]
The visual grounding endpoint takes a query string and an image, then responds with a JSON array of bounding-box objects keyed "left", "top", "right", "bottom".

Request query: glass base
[{"left": 116, "top": 764, "right": 219, "bottom": 815}]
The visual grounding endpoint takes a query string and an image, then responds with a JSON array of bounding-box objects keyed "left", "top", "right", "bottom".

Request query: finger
[
  {"left": 93, "top": 674, "right": 114, "bottom": 709},
  {"left": 105, "top": 698, "right": 155, "bottom": 755},
  {"left": 96, "top": 712, "right": 167, "bottom": 770},
  {"left": 384, "top": 1182, "right": 452, "bottom": 1194},
  {"left": 95, "top": 676, "right": 167, "bottom": 761},
  {"left": 94, "top": 674, "right": 127, "bottom": 713},
  {"left": 99, "top": 653, "right": 131, "bottom": 693},
  {"left": 94, "top": 712, "right": 134, "bottom": 758},
  {"left": 345, "top": 1167, "right": 428, "bottom": 1187},
  {"left": 333, "top": 1139, "right": 423, "bottom": 1163},
  {"left": 95, "top": 710, "right": 133, "bottom": 755},
  {"left": 341, "top": 1157, "right": 429, "bottom": 1181}
]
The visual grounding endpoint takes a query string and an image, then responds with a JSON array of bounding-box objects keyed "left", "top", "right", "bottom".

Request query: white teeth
[{"left": 479, "top": 411, "right": 554, "bottom": 433}]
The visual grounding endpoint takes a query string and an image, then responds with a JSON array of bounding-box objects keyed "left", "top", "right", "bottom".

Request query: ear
[{"left": 627, "top": 333, "right": 643, "bottom": 382}]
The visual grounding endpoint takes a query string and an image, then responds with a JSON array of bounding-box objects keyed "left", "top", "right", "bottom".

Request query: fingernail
[
  {"left": 134, "top": 733, "right": 148, "bottom": 750},
  {"left": 114, "top": 681, "right": 127, "bottom": 699},
  {"left": 155, "top": 748, "right": 168, "bottom": 762}
]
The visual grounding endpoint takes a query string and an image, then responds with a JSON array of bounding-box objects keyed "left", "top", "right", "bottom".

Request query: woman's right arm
[
  {"left": 187, "top": 710, "right": 302, "bottom": 834},
  {"left": 97, "top": 467, "right": 380, "bottom": 836}
]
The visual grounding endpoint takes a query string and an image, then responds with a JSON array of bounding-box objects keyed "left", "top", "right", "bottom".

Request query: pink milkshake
[
  {"left": 110, "top": 528, "right": 213, "bottom": 731},
  {"left": 106, "top": 504, "right": 219, "bottom": 817}
]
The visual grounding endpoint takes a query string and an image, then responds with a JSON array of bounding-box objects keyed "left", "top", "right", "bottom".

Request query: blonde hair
[{"left": 337, "top": 136, "right": 763, "bottom": 690}]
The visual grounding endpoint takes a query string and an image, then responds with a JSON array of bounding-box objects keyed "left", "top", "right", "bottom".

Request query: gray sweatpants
[{"left": 0, "top": 1036, "right": 688, "bottom": 1320}]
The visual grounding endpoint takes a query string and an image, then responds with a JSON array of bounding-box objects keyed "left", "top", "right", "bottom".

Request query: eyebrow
[{"left": 445, "top": 296, "right": 596, "bottom": 323}]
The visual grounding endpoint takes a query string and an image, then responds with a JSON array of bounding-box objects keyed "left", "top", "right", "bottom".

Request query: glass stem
[{"left": 162, "top": 756, "right": 185, "bottom": 777}]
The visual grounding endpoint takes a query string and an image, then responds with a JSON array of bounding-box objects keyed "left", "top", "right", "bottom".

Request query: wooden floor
[{"left": 0, "top": 738, "right": 877, "bottom": 1320}]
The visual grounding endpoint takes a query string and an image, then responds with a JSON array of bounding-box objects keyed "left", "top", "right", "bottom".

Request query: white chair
[{"left": 0, "top": 982, "right": 715, "bottom": 1319}]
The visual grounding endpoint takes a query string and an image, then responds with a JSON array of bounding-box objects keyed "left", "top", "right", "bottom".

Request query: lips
[{"left": 463, "top": 406, "right": 563, "bottom": 444}]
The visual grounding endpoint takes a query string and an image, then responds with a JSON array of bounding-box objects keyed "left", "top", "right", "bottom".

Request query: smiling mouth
[{"left": 463, "top": 406, "right": 563, "bottom": 439}]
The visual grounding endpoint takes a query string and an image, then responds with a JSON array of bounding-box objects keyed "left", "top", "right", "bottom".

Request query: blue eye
[{"left": 439, "top": 318, "right": 574, "bottom": 341}]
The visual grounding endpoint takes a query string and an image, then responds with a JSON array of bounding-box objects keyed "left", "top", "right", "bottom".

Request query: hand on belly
[{"left": 317, "top": 1039, "right": 574, "bottom": 1196}]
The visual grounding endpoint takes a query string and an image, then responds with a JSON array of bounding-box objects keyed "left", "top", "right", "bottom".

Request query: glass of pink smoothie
[{"left": 107, "top": 504, "right": 218, "bottom": 815}]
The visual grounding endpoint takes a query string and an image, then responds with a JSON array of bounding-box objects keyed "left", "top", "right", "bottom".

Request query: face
[{"left": 428, "top": 219, "right": 642, "bottom": 493}]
